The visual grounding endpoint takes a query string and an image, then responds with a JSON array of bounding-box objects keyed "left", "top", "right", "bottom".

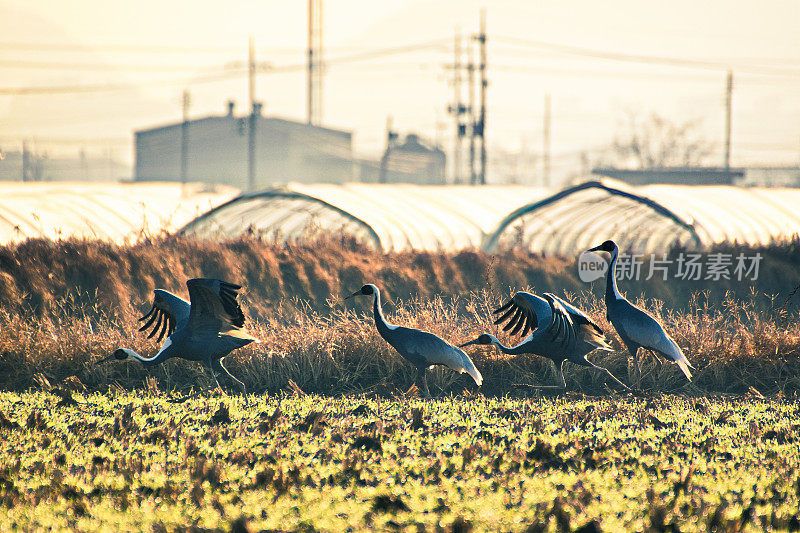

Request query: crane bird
[
  {"left": 461, "top": 291, "right": 629, "bottom": 391},
  {"left": 346, "top": 284, "right": 482, "bottom": 397},
  {"left": 96, "top": 278, "right": 257, "bottom": 401},
  {"left": 587, "top": 240, "right": 694, "bottom": 385}
]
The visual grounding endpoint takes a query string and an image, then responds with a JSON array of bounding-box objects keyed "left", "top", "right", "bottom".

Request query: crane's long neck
[
  {"left": 489, "top": 335, "right": 529, "bottom": 355},
  {"left": 124, "top": 343, "right": 173, "bottom": 367},
  {"left": 606, "top": 247, "right": 623, "bottom": 305},
  {"left": 372, "top": 290, "right": 396, "bottom": 341}
]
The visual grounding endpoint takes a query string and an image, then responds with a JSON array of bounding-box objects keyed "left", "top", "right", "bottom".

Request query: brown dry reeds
[{"left": 1, "top": 235, "right": 799, "bottom": 395}]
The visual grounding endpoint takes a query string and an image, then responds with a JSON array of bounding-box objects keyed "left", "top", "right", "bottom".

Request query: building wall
[
  {"left": 357, "top": 134, "right": 447, "bottom": 184},
  {"left": 592, "top": 167, "right": 744, "bottom": 186},
  {"left": 134, "top": 114, "right": 354, "bottom": 190},
  {"left": 743, "top": 167, "right": 800, "bottom": 187}
]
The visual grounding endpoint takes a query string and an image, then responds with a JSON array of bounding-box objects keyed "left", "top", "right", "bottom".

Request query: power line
[
  {"left": 0, "top": 40, "right": 440, "bottom": 55},
  {"left": 491, "top": 63, "right": 800, "bottom": 88},
  {"left": 495, "top": 36, "right": 800, "bottom": 77},
  {"left": 0, "top": 59, "right": 233, "bottom": 72},
  {"left": 0, "top": 39, "right": 451, "bottom": 96},
  {"left": 0, "top": 70, "right": 245, "bottom": 95},
  {"left": 0, "top": 135, "right": 129, "bottom": 145},
  {"left": 0, "top": 42, "right": 258, "bottom": 54}
]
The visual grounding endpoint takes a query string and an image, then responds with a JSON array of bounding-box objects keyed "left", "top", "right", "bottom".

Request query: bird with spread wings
[
  {"left": 96, "top": 278, "right": 257, "bottom": 401},
  {"left": 461, "top": 291, "right": 628, "bottom": 391}
]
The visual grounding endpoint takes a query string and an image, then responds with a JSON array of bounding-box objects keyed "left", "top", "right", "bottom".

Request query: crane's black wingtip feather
[
  {"left": 147, "top": 313, "right": 163, "bottom": 339},
  {"left": 138, "top": 307, "right": 159, "bottom": 332},
  {"left": 510, "top": 313, "right": 526, "bottom": 336},
  {"left": 520, "top": 315, "right": 532, "bottom": 337},
  {"left": 138, "top": 304, "right": 155, "bottom": 322},
  {"left": 220, "top": 281, "right": 243, "bottom": 291},
  {"left": 493, "top": 299, "right": 514, "bottom": 315},
  {"left": 502, "top": 308, "right": 523, "bottom": 332}
]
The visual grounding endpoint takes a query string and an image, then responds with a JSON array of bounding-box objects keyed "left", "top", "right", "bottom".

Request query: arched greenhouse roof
[
  {"left": 484, "top": 179, "right": 800, "bottom": 255},
  {"left": 179, "top": 182, "right": 551, "bottom": 252},
  {"left": 0, "top": 181, "right": 238, "bottom": 245}
]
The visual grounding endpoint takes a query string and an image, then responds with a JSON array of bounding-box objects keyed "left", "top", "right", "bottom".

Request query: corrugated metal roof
[
  {"left": 0, "top": 182, "right": 239, "bottom": 244},
  {"left": 180, "top": 182, "right": 552, "bottom": 252}
]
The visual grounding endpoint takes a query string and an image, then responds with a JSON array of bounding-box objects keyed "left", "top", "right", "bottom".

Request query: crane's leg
[
  {"left": 648, "top": 349, "right": 666, "bottom": 367},
  {"left": 577, "top": 358, "right": 630, "bottom": 391},
  {"left": 416, "top": 368, "right": 432, "bottom": 398},
  {"left": 555, "top": 360, "right": 567, "bottom": 388},
  {"left": 168, "top": 360, "right": 216, "bottom": 403},
  {"left": 214, "top": 358, "right": 247, "bottom": 396},
  {"left": 207, "top": 355, "right": 224, "bottom": 393},
  {"left": 623, "top": 342, "right": 641, "bottom": 389},
  {"left": 515, "top": 360, "right": 567, "bottom": 390}
]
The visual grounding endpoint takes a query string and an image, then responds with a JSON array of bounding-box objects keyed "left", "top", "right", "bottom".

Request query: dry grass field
[{"left": 0, "top": 236, "right": 798, "bottom": 396}]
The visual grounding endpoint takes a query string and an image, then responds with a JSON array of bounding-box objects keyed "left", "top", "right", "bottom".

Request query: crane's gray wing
[
  {"left": 493, "top": 292, "right": 542, "bottom": 338},
  {"left": 138, "top": 289, "right": 190, "bottom": 343},
  {"left": 393, "top": 328, "right": 483, "bottom": 386},
  {"left": 542, "top": 293, "right": 603, "bottom": 335},
  {"left": 617, "top": 300, "right": 694, "bottom": 379},
  {"left": 494, "top": 291, "right": 574, "bottom": 347},
  {"left": 186, "top": 278, "right": 246, "bottom": 333},
  {"left": 540, "top": 293, "right": 578, "bottom": 348}
]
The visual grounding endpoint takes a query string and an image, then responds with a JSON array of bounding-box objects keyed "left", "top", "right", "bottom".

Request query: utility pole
[
  {"left": 180, "top": 89, "right": 191, "bottom": 185},
  {"left": 724, "top": 70, "right": 733, "bottom": 171},
  {"left": 248, "top": 36, "right": 257, "bottom": 191},
  {"left": 307, "top": 0, "right": 323, "bottom": 125},
  {"left": 379, "top": 116, "right": 397, "bottom": 183},
  {"left": 447, "top": 28, "right": 465, "bottom": 184},
  {"left": 467, "top": 46, "right": 477, "bottom": 185},
  {"left": 474, "top": 9, "right": 487, "bottom": 185},
  {"left": 543, "top": 93, "right": 551, "bottom": 187}
]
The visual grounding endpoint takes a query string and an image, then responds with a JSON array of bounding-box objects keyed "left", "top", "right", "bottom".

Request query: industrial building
[
  {"left": 358, "top": 134, "right": 447, "bottom": 184},
  {"left": 134, "top": 102, "right": 355, "bottom": 190}
]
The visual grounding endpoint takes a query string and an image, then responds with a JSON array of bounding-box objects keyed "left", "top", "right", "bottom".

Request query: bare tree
[{"left": 611, "top": 111, "right": 714, "bottom": 168}]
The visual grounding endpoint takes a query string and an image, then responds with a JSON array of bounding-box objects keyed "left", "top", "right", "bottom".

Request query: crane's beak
[
  {"left": 587, "top": 244, "right": 602, "bottom": 252},
  {"left": 459, "top": 338, "right": 480, "bottom": 348},
  {"left": 95, "top": 348, "right": 131, "bottom": 365},
  {"left": 344, "top": 290, "right": 361, "bottom": 300},
  {"left": 95, "top": 353, "right": 116, "bottom": 365}
]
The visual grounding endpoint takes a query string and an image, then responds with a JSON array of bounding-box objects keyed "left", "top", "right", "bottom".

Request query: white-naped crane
[
  {"left": 587, "top": 240, "right": 694, "bottom": 385},
  {"left": 461, "top": 291, "right": 629, "bottom": 391},
  {"left": 346, "top": 284, "right": 482, "bottom": 397},
  {"left": 96, "top": 278, "right": 258, "bottom": 401}
]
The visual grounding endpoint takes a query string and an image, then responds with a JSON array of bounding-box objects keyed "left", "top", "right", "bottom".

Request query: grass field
[
  {"left": 1, "top": 238, "right": 800, "bottom": 530},
  {"left": 1, "top": 391, "right": 799, "bottom": 531}
]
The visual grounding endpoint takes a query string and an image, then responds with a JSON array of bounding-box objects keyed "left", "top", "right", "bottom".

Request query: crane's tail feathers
[
  {"left": 659, "top": 337, "right": 694, "bottom": 381},
  {"left": 458, "top": 352, "right": 483, "bottom": 387},
  {"left": 578, "top": 323, "right": 613, "bottom": 351},
  {"left": 675, "top": 357, "right": 693, "bottom": 381}
]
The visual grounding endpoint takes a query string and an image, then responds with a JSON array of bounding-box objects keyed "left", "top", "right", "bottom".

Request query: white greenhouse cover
[
  {"left": 180, "top": 182, "right": 552, "bottom": 252},
  {"left": 485, "top": 179, "right": 800, "bottom": 255},
  {"left": 0, "top": 182, "right": 239, "bottom": 244},
  {"left": 4, "top": 179, "right": 798, "bottom": 256}
]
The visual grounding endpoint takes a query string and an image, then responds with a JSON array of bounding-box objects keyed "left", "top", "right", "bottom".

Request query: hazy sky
[{"left": 1, "top": 0, "right": 799, "bottom": 183}]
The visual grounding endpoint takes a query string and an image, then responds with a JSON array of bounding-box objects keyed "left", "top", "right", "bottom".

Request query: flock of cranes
[{"left": 98, "top": 240, "right": 695, "bottom": 398}]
